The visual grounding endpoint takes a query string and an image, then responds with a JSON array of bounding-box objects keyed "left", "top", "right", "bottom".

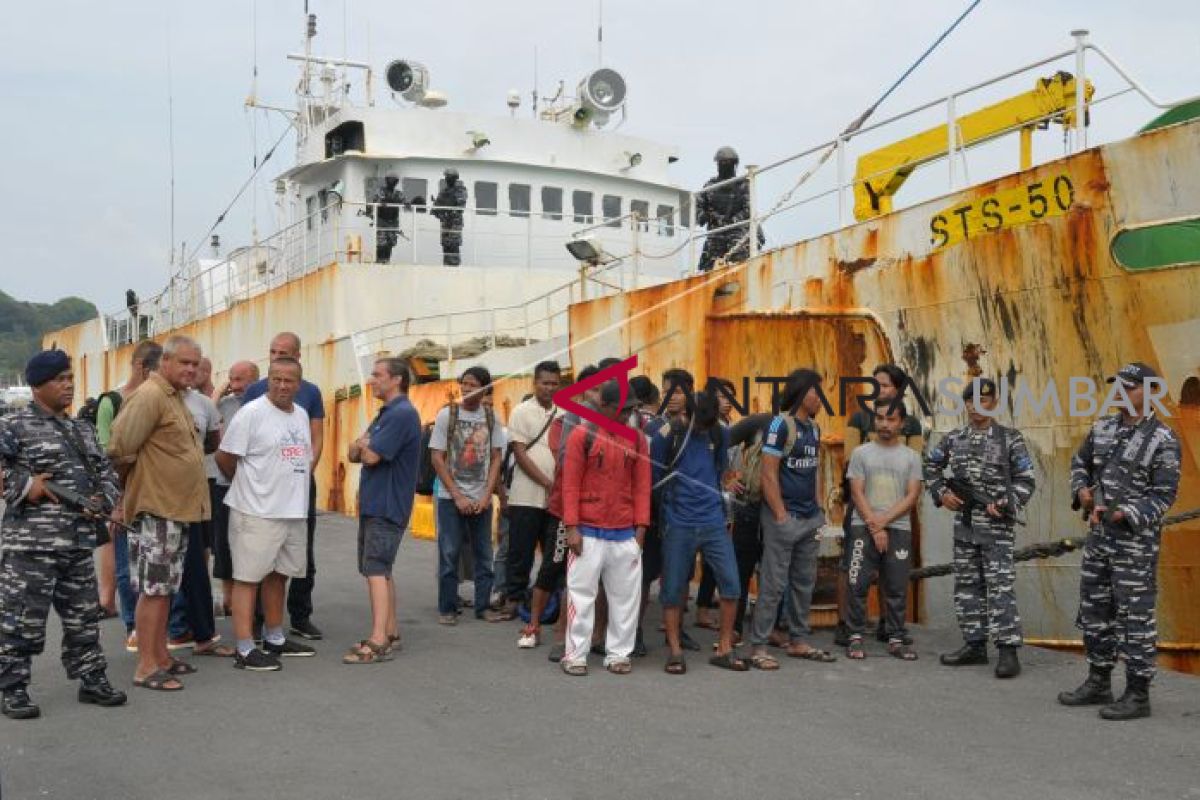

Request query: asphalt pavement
[{"left": 2, "top": 513, "right": 1198, "bottom": 800}]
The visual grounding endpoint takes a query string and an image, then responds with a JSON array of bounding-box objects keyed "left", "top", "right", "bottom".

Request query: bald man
[
  {"left": 241, "top": 333, "right": 326, "bottom": 640},
  {"left": 211, "top": 360, "right": 261, "bottom": 612}
]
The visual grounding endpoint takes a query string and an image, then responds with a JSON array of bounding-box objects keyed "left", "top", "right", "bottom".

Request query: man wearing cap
[
  {"left": 432, "top": 168, "right": 468, "bottom": 266},
  {"left": 1059, "top": 362, "right": 1180, "bottom": 720},
  {"left": 0, "top": 350, "right": 127, "bottom": 719},
  {"left": 924, "top": 378, "right": 1036, "bottom": 678},
  {"left": 559, "top": 380, "right": 651, "bottom": 676}
]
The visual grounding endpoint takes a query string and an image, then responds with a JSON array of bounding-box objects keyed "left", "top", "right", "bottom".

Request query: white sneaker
[{"left": 517, "top": 630, "right": 539, "bottom": 649}]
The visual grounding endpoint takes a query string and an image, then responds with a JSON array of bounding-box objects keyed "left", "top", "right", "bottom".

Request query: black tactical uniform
[
  {"left": 696, "top": 146, "right": 764, "bottom": 272},
  {"left": 368, "top": 175, "right": 408, "bottom": 264}
]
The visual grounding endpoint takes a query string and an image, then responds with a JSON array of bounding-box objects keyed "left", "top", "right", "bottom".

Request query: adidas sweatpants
[{"left": 564, "top": 536, "right": 643, "bottom": 667}]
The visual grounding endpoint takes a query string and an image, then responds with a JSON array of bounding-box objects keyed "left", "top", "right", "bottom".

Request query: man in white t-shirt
[{"left": 215, "top": 358, "right": 316, "bottom": 671}]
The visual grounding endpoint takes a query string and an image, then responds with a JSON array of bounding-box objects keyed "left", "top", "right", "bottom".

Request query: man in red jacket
[{"left": 560, "top": 381, "right": 651, "bottom": 676}]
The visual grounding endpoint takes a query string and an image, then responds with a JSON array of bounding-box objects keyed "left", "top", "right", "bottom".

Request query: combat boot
[
  {"left": 1099, "top": 674, "right": 1151, "bottom": 721},
  {"left": 994, "top": 645, "right": 1021, "bottom": 679},
  {"left": 2, "top": 685, "right": 41, "bottom": 720},
  {"left": 1057, "top": 665, "right": 1113, "bottom": 706},
  {"left": 939, "top": 642, "right": 988, "bottom": 666},
  {"left": 78, "top": 672, "right": 128, "bottom": 707}
]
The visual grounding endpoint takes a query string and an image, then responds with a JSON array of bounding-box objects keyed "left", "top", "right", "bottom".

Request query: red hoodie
[{"left": 561, "top": 421, "right": 651, "bottom": 529}]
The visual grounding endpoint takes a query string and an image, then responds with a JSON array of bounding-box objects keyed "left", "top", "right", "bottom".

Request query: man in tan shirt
[{"left": 108, "top": 335, "right": 210, "bottom": 692}]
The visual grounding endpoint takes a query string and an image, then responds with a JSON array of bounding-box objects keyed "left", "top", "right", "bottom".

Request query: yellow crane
[{"left": 853, "top": 71, "right": 1094, "bottom": 221}]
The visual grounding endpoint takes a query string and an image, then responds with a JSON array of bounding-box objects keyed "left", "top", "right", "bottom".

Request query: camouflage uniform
[
  {"left": 369, "top": 183, "right": 407, "bottom": 263},
  {"left": 695, "top": 176, "right": 764, "bottom": 272},
  {"left": 924, "top": 423, "right": 1036, "bottom": 646},
  {"left": 1070, "top": 414, "right": 1181, "bottom": 679},
  {"left": 0, "top": 405, "right": 119, "bottom": 690},
  {"left": 432, "top": 181, "right": 468, "bottom": 266}
]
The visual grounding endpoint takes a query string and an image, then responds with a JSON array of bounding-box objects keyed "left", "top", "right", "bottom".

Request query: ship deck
[{"left": 4, "top": 514, "right": 1198, "bottom": 799}]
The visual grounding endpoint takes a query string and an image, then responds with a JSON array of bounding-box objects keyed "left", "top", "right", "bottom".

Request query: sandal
[
  {"left": 749, "top": 653, "right": 780, "bottom": 671},
  {"left": 788, "top": 645, "right": 837, "bottom": 663},
  {"left": 606, "top": 660, "right": 632, "bottom": 675},
  {"left": 342, "top": 639, "right": 393, "bottom": 665},
  {"left": 888, "top": 640, "right": 919, "bottom": 661},
  {"left": 193, "top": 642, "right": 236, "bottom": 658},
  {"left": 847, "top": 636, "right": 866, "bottom": 660},
  {"left": 133, "top": 668, "right": 184, "bottom": 691},
  {"left": 560, "top": 662, "right": 588, "bottom": 677},
  {"left": 664, "top": 653, "right": 687, "bottom": 675},
  {"left": 165, "top": 658, "right": 198, "bottom": 675},
  {"left": 709, "top": 651, "right": 749, "bottom": 672}
]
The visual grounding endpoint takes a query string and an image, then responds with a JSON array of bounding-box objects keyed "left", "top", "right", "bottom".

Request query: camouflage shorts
[{"left": 129, "top": 515, "right": 185, "bottom": 596}]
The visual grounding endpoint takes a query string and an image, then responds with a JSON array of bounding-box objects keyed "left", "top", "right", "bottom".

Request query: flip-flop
[
  {"left": 888, "top": 641, "right": 919, "bottom": 661},
  {"left": 342, "top": 640, "right": 393, "bottom": 665},
  {"left": 847, "top": 637, "right": 867, "bottom": 660},
  {"left": 606, "top": 660, "right": 632, "bottom": 675},
  {"left": 788, "top": 646, "right": 837, "bottom": 663},
  {"left": 134, "top": 668, "right": 184, "bottom": 691},
  {"left": 193, "top": 642, "right": 236, "bottom": 658},
  {"left": 165, "top": 658, "right": 198, "bottom": 675},
  {"left": 664, "top": 653, "right": 687, "bottom": 675},
  {"left": 709, "top": 651, "right": 749, "bottom": 672}
]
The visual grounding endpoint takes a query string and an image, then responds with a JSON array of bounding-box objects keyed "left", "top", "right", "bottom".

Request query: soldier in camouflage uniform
[
  {"left": 367, "top": 174, "right": 409, "bottom": 264},
  {"left": 696, "top": 146, "right": 765, "bottom": 273},
  {"left": 1059, "top": 362, "right": 1181, "bottom": 721},
  {"left": 924, "top": 378, "right": 1036, "bottom": 679},
  {"left": 432, "top": 167, "right": 468, "bottom": 266},
  {"left": 0, "top": 350, "right": 127, "bottom": 720}
]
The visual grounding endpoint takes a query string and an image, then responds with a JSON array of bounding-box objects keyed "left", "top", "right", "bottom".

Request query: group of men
[
  {"left": 367, "top": 169, "right": 467, "bottom": 265},
  {"left": 0, "top": 335, "right": 1182, "bottom": 723}
]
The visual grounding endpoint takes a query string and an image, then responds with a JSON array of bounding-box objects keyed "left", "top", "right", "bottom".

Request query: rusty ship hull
[{"left": 45, "top": 116, "right": 1200, "bottom": 671}]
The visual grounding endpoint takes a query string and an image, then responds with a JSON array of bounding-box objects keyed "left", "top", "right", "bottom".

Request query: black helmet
[
  {"left": 714, "top": 146, "right": 739, "bottom": 163},
  {"left": 444, "top": 167, "right": 459, "bottom": 179}
]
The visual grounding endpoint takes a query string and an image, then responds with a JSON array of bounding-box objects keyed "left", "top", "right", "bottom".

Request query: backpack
[
  {"left": 740, "top": 415, "right": 799, "bottom": 504},
  {"left": 77, "top": 390, "right": 123, "bottom": 425},
  {"left": 416, "top": 402, "right": 496, "bottom": 497}
]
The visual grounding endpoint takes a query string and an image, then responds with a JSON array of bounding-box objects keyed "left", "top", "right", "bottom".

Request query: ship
[{"left": 46, "top": 27, "right": 1200, "bottom": 671}]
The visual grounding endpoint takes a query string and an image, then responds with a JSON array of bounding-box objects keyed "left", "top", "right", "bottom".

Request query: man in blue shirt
[
  {"left": 653, "top": 391, "right": 746, "bottom": 674},
  {"left": 242, "top": 332, "right": 326, "bottom": 640},
  {"left": 344, "top": 357, "right": 421, "bottom": 663},
  {"left": 749, "top": 368, "right": 837, "bottom": 670}
]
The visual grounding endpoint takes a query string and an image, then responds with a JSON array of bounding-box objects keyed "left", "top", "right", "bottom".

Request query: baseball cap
[{"left": 1107, "top": 362, "right": 1160, "bottom": 386}]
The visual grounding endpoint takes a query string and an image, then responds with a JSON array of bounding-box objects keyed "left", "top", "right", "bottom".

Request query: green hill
[{"left": 0, "top": 291, "right": 97, "bottom": 383}]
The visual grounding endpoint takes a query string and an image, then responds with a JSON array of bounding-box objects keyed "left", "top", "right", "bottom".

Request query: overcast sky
[{"left": 2, "top": 1, "right": 1198, "bottom": 312}]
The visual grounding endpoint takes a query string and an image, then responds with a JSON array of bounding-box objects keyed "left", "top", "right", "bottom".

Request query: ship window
[
  {"left": 542, "top": 187, "right": 563, "bottom": 220},
  {"left": 475, "top": 181, "right": 498, "bottom": 216},
  {"left": 573, "top": 191, "right": 594, "bottom": 224},
  {"left": 631, "top": 200, "right": 650, "bottom": 231},
  {"left": 602, "top": 195, "right": 622, "bottom": 228},
  {"left": 305, "top": 195, "right": 317, "bottom": 230},
  {"left": 1111, "top": 218, "right": 1200, "bottom": 271},
  {"left": 509, "top": 184, "right": 531, "bottom": 218},
  {"left": 656, "top": 204, "right": 675, "bottom": 236},
  {"left": 402, "top": 178, "right": 428, "bottom": 213}
]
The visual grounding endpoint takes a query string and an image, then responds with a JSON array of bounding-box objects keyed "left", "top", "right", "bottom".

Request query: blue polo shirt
[
  {"left": 359, "top": 396, "right": 422, "bottom": 527},
  {"left": 762, "top": 415, "right": 820, "bottom": 518},
  {"left": 243, "top": 378, "right": 325, "bottom": 420}
]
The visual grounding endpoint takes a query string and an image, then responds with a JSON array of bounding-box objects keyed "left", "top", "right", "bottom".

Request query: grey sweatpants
[{"left": 750, "top": 508, "right": 824, "bottom": 647}]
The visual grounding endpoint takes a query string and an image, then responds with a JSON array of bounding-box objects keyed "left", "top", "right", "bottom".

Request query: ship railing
[
  {"left": 102, "top": 196, "right": 691, "bottom": 348},
  {"left": 678, "top": 30, "right": 1200, "bottom": 277}
]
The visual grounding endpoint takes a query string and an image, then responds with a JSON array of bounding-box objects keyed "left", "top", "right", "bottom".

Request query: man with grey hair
[
  {"left": 241, "top": 332, "right": 326, "bottom": 640},
  {"left": 344, "top": 357, "right": 421, "bottom": 663},
  {"left": 109, "top": 334, "right": 210, "bottom": 692}
]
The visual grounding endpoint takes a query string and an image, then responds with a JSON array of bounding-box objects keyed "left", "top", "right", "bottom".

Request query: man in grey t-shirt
[
  {"left": 843, "top": 402, "right": 923, "bottom": 660},
  {"left": 430, "top": 367, "right": 506, "bottom": 624}
]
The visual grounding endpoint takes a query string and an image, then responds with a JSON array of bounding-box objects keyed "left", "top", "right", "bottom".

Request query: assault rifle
[
  {"left": 43, "top": 480, "right": 134, "bottom": 534},
  {"left": 945, "top": 477, "right": 1025, "bottom": 527}
]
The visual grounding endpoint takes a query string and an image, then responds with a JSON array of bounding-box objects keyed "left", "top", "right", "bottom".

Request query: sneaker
[
  {"left": 517, "top": 626, "right": 540, "bottom": 649},
  {"left": 124, "top": 632, "right": 138, "bottom": 653},
  {"left": 547, "top": 642, "right": 566, "bottom": 663},
  {"left": 167, "top": 633, "right": 195, "bottom": 651},
  {"left": 235, "top": 648, "right": 283, "bottom": 672},
  {"left": 264, "top": 638, "right": 316, "bottom": 658},
  {"left": 289, "top": 619, "right": 324, "bottom": 640},
  {"left": 438, "top": 614, "right": 458, "bottom": 626}
]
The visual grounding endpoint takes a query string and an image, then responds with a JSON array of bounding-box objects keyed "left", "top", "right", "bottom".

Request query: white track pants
[{"left": 564, "top": 536, "right": 643, "bottom": 666}]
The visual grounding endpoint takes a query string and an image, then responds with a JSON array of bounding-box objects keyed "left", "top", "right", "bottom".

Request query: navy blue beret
[{"left": 25, "top": 349, "right": 71, "bottom": 387}]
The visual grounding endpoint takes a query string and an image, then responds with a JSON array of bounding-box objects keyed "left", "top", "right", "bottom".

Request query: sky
[{"left": 1, "top": 0, "right": 1198, "bottom": 314}]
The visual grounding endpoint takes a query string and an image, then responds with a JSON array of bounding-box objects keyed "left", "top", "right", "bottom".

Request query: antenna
[
  {"left": 531, "top": 47, "right": 538, "bottom": 118},
  {"left": 597, "top": 0, "right": 604, "bottom": 66},
  {"left": 165, "top": 9, "right": 176, "bottom": 273}
]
